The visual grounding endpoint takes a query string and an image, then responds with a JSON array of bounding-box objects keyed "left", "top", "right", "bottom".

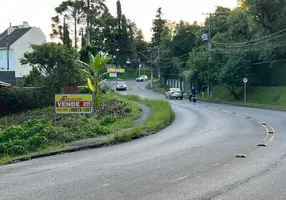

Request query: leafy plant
[{"left": 76, "top": 52, "right": 111, "bottom": 106}]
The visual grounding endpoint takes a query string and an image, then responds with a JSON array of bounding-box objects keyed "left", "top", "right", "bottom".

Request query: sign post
[
  {"left": 55, "top": 94, "right": 93, "bottom": 114},
  {"left": 243, "top": 78, "right": 248, "bottom": 103}
]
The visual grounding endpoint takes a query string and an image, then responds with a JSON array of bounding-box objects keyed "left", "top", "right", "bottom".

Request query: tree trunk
[
  {"left": 227, "top": 86, "right": 239, "bottom": 99},
  {"left": 74, "top": 15, "right": 77, "bottom": 49}
]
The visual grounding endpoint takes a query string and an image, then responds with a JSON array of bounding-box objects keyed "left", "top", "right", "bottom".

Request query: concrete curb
[
  {"left": 7, "top": 101, "right": 164, "bottom": 164},
  {"left": 12, "top": 141, "right": 106, "bottom": 163}
]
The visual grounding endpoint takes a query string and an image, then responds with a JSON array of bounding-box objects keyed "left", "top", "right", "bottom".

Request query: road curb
[
  {"left": 8, "top": 101, "right": 150, "bottom": 164},
  {"left": 6, "top": 97, "right": 174, "bottom": 165},
  {"left": 12, "top": 142, "right": 106, "bottom": 163}
]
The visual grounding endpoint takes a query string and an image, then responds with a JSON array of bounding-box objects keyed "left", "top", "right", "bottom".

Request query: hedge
[{"left": 0, "top": 87, "right": 54, "bottom": 116}]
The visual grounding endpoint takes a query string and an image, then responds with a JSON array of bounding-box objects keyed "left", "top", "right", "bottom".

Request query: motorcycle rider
[
  {"left": 191, "top": 87, "right": 197, "bottom": 96},
  {"left": 189, "top": 87, "right": 197, "bottom": 102}
]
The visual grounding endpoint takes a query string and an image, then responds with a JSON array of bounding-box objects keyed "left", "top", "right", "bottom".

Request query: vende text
[{"left": 56, "top": 102, "right": 81, "bottom": 107}]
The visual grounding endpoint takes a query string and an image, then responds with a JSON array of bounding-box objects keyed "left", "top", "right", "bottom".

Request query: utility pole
[
  {"left": 150, "top": 50, "right": 153, "bottom": 89},
  {"left": 207, "top": 13, "right": 212, "bottom": 51},
  {"left": 86, "top": 0, "right": 90, "bottom": 45},
  {"left": 157, "top": 46, "right": 161, "bottom": 83},
  {"left": 202, "top": 12, "right": 213, "bottom": 100}
]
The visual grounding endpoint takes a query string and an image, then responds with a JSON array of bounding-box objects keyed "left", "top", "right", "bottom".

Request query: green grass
[
  {"left": 0, "top": 155, "right": 12, "bottom": 165},
  {"left": 146, "top": 79, "right": 169, "bottom": 94},
  {"left": 0, "top": 94, "right": 141, "bottom": 163},
  {"left": 0, "top": 143, "right": 65, "bottom": 165},
  {"left": 145, "top": 79, "right": 159, "bottom": 89},
  {"left": 198, "top": 85, "right": 286, "bottom": 110},
  {"left": 150, "top": 83, "right": 286, "bottom": 111},
  {"left": 0, "top": 93, "right": 174, "bottom": 164},
  {"left": 105, "top": 94, "right": 174, "bottom": 144},
  {"left": 104, "top": 94, "right": 141, "bottom": 131}
]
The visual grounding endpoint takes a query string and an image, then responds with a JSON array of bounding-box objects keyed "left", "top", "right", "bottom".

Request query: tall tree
[
  {"left": 118, "top": 14, "right": 134, "bottom": 66},
  {"left": 116, "top": 0, "right": 122, "bottom": 32},
  {"left": 116, "top": 0, "right": 122, "bottom": 45},
  {"left": 134, "top": 29, "right": 148, "bottom": 64},
  {"left": 84, "top": 0, "right": 107, "bottom": 45},
  {"left": 156, "top": 21, "right": 176, "bottom": 82},
  {"left": 239, "top": 0, "right": 286, "bottom": 33},
  {"left": 63, "top": 22, "right": 72, "bottom": 48},
  {"left": 151, "top": 7, "right": 166, "bottom": 47},
  {"left": 113, "top": 1, "right": 138, "bottom": 67},
  {"left": 54, "top": 0, "right": 85, "bottom": 49}
]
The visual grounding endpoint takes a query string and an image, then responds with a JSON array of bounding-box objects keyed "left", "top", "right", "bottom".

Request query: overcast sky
[{"left": 0, "top": 0, "right": 237, "bottom": 41}]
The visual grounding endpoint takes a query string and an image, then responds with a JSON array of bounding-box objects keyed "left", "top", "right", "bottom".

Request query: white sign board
[
  {"left": 243, "top": 78, "right": 248, "bottom": 83},
  {"left": 109, "top": 72, "right": 117, "bottom": 78}
]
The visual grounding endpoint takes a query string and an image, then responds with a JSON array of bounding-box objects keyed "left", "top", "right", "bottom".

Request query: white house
[{"left": 0, "top": 22, "right": 46, "bottom": 78}]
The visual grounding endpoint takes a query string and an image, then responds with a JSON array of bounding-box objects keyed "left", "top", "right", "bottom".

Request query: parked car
[
  {"left": 136, "top": 75, "right": 148, "bottom": 82},
  {"left": 116, "top": 81, "right": 127, "bottom": 91},
  {"left": 165, "top": 88, "right": 183, "bottom": 100}
]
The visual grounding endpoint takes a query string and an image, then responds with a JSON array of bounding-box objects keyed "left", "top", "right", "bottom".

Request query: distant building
[{"left": 0, "top": 21, "right": 46, "bottom": 80}]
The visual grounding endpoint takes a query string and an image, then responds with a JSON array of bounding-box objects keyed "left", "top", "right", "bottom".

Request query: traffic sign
[{"left": 243, "top": 78, "right": 248, "bottom": 83}]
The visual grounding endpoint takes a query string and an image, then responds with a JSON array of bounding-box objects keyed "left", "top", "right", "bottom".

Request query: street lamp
[
  {"left": 126, "top": 58, "right": 131, "bottom": 65},
  {"left": 138, "top": 51, "right": 153, "bottom": 89},
  {"left": 137, "top": 58, "right": 142, "bottom": 77},
  {"left": 185, "top": 29, "right": 211, "bottom": 100}
]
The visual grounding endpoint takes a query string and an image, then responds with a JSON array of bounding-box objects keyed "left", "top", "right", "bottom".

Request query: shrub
[
  {"left": 100, "top": 115, "right": 117, "bottom": 126},
  {"left": 77, "top": 86, "right": 92, "bottom": 94},
  {"left": 0, "top": 118, "right": 54, "bottom": 156},
  {"left": 0, "top": 87, "right": 54, "bottom": 116}
]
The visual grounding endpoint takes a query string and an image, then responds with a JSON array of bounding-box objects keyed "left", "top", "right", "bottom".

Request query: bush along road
[
  {"left": 147, "top": 82, "right": 286, "bottom": 112},
  {"left": 0, "top": 93, "right": 174, "bottom": 165}
]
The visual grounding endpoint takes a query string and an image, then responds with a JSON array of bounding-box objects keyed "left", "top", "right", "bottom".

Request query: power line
[
  {"left": 212, "top": 27, "right": 286, "bottom": 47},
  {"left": 215, "top": 40, "right": 286, "bottom": 53}
]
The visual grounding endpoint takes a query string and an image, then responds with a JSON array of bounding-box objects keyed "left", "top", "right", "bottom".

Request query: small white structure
[{"left": 0, "top": 22, "right": 46, "bottom": 77}]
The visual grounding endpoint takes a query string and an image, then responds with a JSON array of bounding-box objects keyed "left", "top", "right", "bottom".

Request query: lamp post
[
  {"left": 243, "top": 77, "right": 248, "bottom": 103},
  {"left": 138, "top": 51, "right": 153, "bottom": 89},
  {"left": 139, "top": 64, "right": 142, "bottom": 77},
  {"left": 116, "top": 48, "right": 120, "bottom": 68},
  {"left": 138, "top": 58, "right": 141, "bottom": 77}
]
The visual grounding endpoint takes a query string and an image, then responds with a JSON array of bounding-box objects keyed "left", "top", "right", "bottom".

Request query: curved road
[{"left": 1, "top": 81, "right": 286, "bottom": 200}]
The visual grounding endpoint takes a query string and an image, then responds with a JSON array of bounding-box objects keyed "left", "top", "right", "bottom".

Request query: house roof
[{"left": 0, "top": 27, "right": 32, "bottom": 48}]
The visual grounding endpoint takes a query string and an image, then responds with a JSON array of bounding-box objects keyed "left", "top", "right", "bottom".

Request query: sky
[{"left": 0, "top": 0, "right": 237, "bottom": 41}]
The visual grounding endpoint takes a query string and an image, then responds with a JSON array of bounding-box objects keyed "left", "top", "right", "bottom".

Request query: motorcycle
[{"left": 189, "top": 93, "right": 197, "bottom": 102}]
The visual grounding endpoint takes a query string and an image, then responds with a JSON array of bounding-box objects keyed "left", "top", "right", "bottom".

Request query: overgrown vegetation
[
  {"left": 201, "top": 85, "right": 286, "bottom": 110},
  {"left": 0, "top": 93, "right": 175, "bottom": 164},
  {"left": 0, "top": 87, "right": 54, "bottom": 117},
  {"left": 146, "top": 80, "right": 169, "bottom": 94},
  {"left": 0, "top": 95, "right": 140, "bottom": 162}
]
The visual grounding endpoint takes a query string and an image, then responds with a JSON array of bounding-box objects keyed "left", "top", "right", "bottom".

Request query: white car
[
  {"left": 136, "top": 75, "right": 148, "bottom": 82},
  {"left": 165, "top": 88, "right": 183, "bottom": 100},
  {"left": 116, "top": 81, "right": 127, "bottom": 91}
]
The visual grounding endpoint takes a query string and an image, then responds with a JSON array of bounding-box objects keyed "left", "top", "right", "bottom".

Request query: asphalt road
[{"left": 1, "top": 81, "right": 286, "bottom": 200}]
